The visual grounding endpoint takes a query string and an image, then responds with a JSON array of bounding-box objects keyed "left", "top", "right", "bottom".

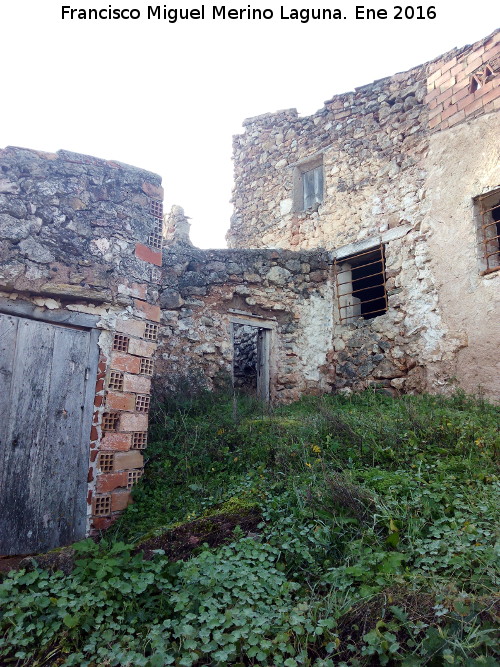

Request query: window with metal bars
[
  {"left": 477, "top": 189, "right": 500, "bottom": 275},
  {"left": 335, "top": 245, "right": 388, "bottom": 324}
]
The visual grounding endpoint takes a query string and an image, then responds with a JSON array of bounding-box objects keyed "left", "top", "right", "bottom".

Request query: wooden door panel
[{"left": 0, "top": 314, "right": 93, "bottom": 555}]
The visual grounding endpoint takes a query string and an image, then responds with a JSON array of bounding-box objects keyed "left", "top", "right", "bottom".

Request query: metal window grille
[
  {"left": 334, "top": 244, "right": 388, "bottom": 324},
  {"left": 102, "top": 412, "right": 119, "bottom": 431},
  {"left": 150, "top": 200, "right": 163, "bottom": 218},
  {"left": 148, "top": 232, "right": 163, "bottom": 250},
  {"left": 144, "top": 323, "right": 158, "bottom": 341},
  {"left": 127, "top": 470, "right": 143, "bottom": 489},
  {"left": 135, "top": 395, "right": 151, "bottom": 413},
  {"left": 108, "top": 370, "right": 124, "bottom": 391},
  {"left": 478, "top": 192, "right": 500, "bottom": 274},
  {"left": 113, "top": 334, "right": 129, "bottom": 352},
  {"left": 132, "top": 432, "right": 148, "bottom": 450},
  {"left": 98, "top": 453, "right": 114, "bottom": 473},
  {"left": 140, "top": 358, "right": 154, "bottom": 376},
  {"left": 94, "top": 495, "right": 111, "bottom": 516}
]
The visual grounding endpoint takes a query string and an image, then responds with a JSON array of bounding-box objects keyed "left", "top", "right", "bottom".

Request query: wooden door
[
  {"left": 0, "top": 313, "right": 95, "bottom": 555},
  {"left": 256, "top": 328, "right": 270, "bottom": 403}
]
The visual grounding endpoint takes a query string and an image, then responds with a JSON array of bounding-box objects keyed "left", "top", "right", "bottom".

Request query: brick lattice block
[
  {"left": 101, "top": 432, "right": 132, "bottom": 451},
  {"left": 112, "top": 334, "right": 129, "bottom": 353},
  {"left": 113, "top": 450, "right": 144, "bottom": 471},
  {"left": 110, "top": 352, "right": 142, "bottom": 374},
  {"left": 111, "top": 490, "right": 132, "bottom": 512},
  {"left": 96, "top": 471, "right": 128, "bottom": 493},
  {"left": 123, "top": 373, "right": 152, "bottom": 394},
  {"left": 115, "top": 319, "right": 147, "bottom": 338},
  {"left": 128, "top": 338, "right": 156, "bottom": 358},
  {"left": 134, "top": 299, "right": 161, "bottom": 323},
  {"left": 135, "top": 242, "right": 162, "bottom": 267},
  {"left": 93, "top": 495, "right": 111, "bottom": 515},
  {"left": 119, "top": 412, "right": 149, "bottom": 432},
  {"left": 106, "top": 391, "right": 136, "bottom": 412}
]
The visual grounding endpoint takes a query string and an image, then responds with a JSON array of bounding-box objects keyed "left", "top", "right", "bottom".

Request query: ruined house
[{"left": 0, "top": 30, "right": 499, "bottom": 554}]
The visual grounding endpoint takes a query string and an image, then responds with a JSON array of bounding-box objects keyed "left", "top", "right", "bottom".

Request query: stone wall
[
  {"left": 0, "top": 147, "right": 163, "bottom": 532},
  {"left": 224, "top": 30, "right": 499, "bottom": 401}
]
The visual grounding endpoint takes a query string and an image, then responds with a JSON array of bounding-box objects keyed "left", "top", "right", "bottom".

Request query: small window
[
  {"left": 335, "top": 245, "right": 388, "bottom": 324},
  {"left": 478, "top": 189, "right": 500, "bottom": 274},
  {"left": 303, "top": 165, "right": 323, "bottom": 210}
]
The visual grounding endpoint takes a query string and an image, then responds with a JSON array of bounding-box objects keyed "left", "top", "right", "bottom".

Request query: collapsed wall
[
  {"left": 224, "top": 30, "right": 500, "bottom": 400},
  {"left": 0, "top": 147, "right": 163, "bottom": 546}
]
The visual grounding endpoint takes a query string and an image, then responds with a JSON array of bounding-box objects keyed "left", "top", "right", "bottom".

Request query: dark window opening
[
  {"left": 478, "top": 191, "right": 500, "bottom": 274},
  {"left": 335, "top": 245, "right": 388, "bottom": 323}
]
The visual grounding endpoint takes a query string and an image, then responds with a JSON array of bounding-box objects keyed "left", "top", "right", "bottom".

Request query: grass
[{"left": 1, "top": 388, "right": 499, "bottom": 666}]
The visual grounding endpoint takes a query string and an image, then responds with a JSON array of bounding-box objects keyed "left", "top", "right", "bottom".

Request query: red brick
[
  {"left": 466, "top": 46, "right": 485, "bottom": 64},
  {"left": 90, "top": 449, "right": 98, "bottom": 463},
  {"left": 427, "top": 68, "right": 442, "bottom": 85},
  {"left": 110, "top": 352, "right": 141, "bottom": 374},
  {"left": 438, "top": 76, "right": 456, "bottom": 93},
  {"left": 106, "top": 391, "right": 136, "bottom": 411},
  {"left": 135, "top": 242, "right": 162, "bottom": 266},
  {"left": 452, "top": 76, "right": 471, "bottom": 92},
  {"left": 436, "top": 88, "right": 453, "bottom": 105},
  {"left": 424, "top": 87, "right": 440, "bottom": 104},
  {"left": 494, "top": 98, "right": 500, "bottom": 110},
  {"left": 428, "top": 104, "right": 443, "bottom": 120},
  {"left": 90, "top": 426, "right": 98, "bottom": 441},
  {"left": 111, "top": 490, "right": 132, "bottom": 512},
  {"left": 88, "top": 467, "right": 94, "bottom": 482},
  {"left": 142, "top": 181, "right": 164, "bottom": 199},
  {"left": 115, "top": 318, "right": 146, "bottom": 338},
  {"left": 114, "top": 450, "right": 143, "bottom": 471},
  {"left": 130, "top": 283, "right": 148, "bottom": 299},
  {"left": 464, "top": 97, "right": 485, "bottom": 116},
  {"left": 87, "top": 490, "right": 93, "bottom": 505},
  {"left": 441, "top": 104, "right": 458, "bottom": 121},
  {"left": 479, "top": 85, "right": 500, "bottom": 106},
  {"left": 464, "top": 58, "right": 483, "bottom": 77},
  {"left": 128, "top": 338, "right": 156, "bottom": 358},
  {"left": 119, "top": 412, "right": 149, "bottom": 432},
  {"left": 450, "top": 63, "right": 464, "bottom": 77},
  {"left": 134, "top": 299, "right": 161, "bottom": 323},
  {"left": 94, "top": 395, "right": 104, "bottom": 407},
  {"left": 458, "top": 93, "right": 477, "bottom": 111},
  {"left": 123, "top": 373, "right": 151, "bottom": 393},
  {"left": 429, "top": 114, "right": 442, "bottom": 129},
  {"left": 92, "top": 516, "right": 115, "bottom": 531},
  {"left": 101, "top": 432, "right": 132, "bottom": 451},
  {"left": 451, "top": 86, "right": 470, "bottom": 105},
  {"left": 95, "top": 378, "right": 104, "bottom": 393},
  {"left": 96, "top": 471, "right": 128, "bottom": 493}
]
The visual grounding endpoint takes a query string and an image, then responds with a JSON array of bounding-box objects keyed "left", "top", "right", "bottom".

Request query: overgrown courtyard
[{"left": 1, "top": 388, "right": 499, "bottom": 666}]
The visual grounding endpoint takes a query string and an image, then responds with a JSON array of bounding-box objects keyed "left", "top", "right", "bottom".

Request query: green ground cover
[{"left": 1, "top": 388, "right": 499, "bottom": 666}]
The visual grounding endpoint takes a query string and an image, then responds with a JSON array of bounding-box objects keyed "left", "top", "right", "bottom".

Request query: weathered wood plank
[
  {"left": 0, "top": 314, "right": 19, "bottom": 503},
  {"left": 36, "top": 326, "right": 91, "bottom": 550},
  {"left": 1, "top": 318, "right": 54, "bottom": 554}
]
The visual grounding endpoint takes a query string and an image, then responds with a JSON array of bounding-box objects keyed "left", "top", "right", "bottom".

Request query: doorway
[{"left": 231, "top": 317, "right": 273, "bottom": 402}]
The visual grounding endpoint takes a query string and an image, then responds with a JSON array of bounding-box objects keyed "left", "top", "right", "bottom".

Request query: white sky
[{"left": 1, "top": 1, "right": 498, "bottom": 247}]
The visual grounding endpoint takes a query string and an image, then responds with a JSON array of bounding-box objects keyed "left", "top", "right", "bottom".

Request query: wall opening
[
  {"left": 477, "top": 188, "right": 500, "bottom": 274},
  {"left": 231, "top": 318, "right": 272, "bottom": 402},
  {"left": 335, "top": 245, "right": 388, "bottom": 324}
]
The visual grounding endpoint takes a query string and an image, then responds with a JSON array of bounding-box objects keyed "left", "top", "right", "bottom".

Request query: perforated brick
[
  {"left": 102, "top": 412, "right": 120, "bottom": 431},
  {"left": 94, "top": 495, "right": 111, "bottom": 516},
  {"left": 98, "top": 453, "right": 114, "bottom": 473},
  {"left": 108, "top": 370, "right": 124, "bottom": 391},
  {"left": 132, "top": 432, "right": 148, "bottom": 449},
  {"left": 148, "top": 233, "right": 163, "bottom": 250},
  {"left": 140, "top": 358, "right": 154, "bottom": 376},
  {"left": 144, "top": 322, "right": 158, "bottom": 341},
  {"left": 113, "top": 334, "right": 129, "bottom": 353},
  {"left": 150, "top": 199, "right": 163, "bottom": 218},
  {"left": 135, "top": 394, "right": 150, "bottom": 413},
  {"left": 127, "top": 470, "right": 143, "bottom": 489}
]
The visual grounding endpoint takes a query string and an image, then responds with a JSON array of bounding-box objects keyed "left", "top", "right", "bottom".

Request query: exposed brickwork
[{"left": 426, "top": 31, "right": 500, "bottom": 132}]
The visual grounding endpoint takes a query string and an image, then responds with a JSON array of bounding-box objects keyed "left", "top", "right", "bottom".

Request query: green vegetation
[{"left": 1, "top": 389, "right": 499, "bottom": 666}]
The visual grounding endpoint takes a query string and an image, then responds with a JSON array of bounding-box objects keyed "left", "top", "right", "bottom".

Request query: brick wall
[{"left": 426, "top": 30, "right": 500, "bottom": 133}]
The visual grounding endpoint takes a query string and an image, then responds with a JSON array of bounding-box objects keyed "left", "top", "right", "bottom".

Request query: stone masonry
[{"left": 0, "top": 147, "right": 163, "bottom": 532}]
